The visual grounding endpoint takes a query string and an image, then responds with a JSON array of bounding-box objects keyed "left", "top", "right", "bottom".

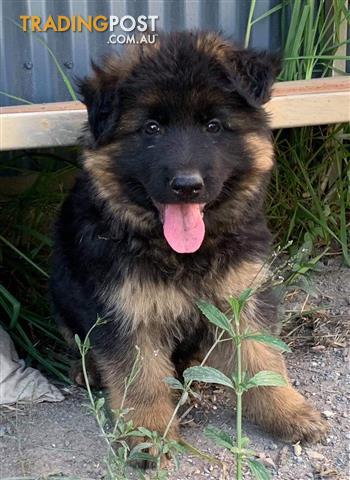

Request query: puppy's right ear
[
  {"left": 78, "top": 58, "right": 120, "bottom": 144},
  {"left": 225, "top": 49, "right": 281, "bottom": 108}
]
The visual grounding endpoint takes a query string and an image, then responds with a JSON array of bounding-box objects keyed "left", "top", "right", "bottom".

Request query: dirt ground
[{"left": 1, "top": 260, "right": 349, "bottom": 480}]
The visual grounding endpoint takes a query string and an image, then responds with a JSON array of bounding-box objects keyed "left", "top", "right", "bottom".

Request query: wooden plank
[
  {"left": 266, "top": 90, "right": 350, "bottom": 129},
  {"left": 0, "top": 77, "right": 349, "bottom": 150},
  {"left": 0, "top": 101, "right": 85, "bottom": 114},
  {"left": 271, "top": 76, "right": 350, "bottom": 96}
]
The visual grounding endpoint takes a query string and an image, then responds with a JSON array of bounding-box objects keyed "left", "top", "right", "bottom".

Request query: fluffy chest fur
[{"left": 97, "top": 243, "right": 267, "bottom": 332}]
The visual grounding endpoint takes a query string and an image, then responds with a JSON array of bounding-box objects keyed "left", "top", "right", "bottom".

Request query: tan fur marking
[
  {"left": 196, "top": 33, "right": 233, "bottom": 61},
  {"left": 83, "top": 149, "right": 157, "bottom": 232},
  {"left": 217, "top": 261, "right": 267, "bottom": 299},
  {"left": 103, "top": 331, "right": 178, "bottom": 438},
  {"left": 85, "top": 55, "right": 132, "bottom": 92},
  {"left": 103, "top": 275, "right": 194, "bottom": 332},
  {"left": 84, "top": 149, "right": 120, "bottom": 201},
  {"left": 137, "top": 89, "right": 165, "bottom": 107},
  {"left": 126, "top": 36, "right": 161, "bottom": 59},
  {"left": 245, "top": 133, "right": 274, "bottom": 172},
  {"left": 117, "top": 108, "right": 145, "bottom": 133},
  {"left": 239, "top": 175, "right": 265, "bottom": 197},
  {"left": 100, "top": 260, "right": 268, "bottom": 337}
]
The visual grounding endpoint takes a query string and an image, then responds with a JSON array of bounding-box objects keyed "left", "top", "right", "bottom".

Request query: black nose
[{"left": 170, "top": 174, "right": 204, "bottom": 197}]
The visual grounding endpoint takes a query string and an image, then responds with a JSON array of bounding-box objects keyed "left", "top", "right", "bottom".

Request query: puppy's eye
[
  {"left": 144, "top": 120, "right": 161, "bottom": 135},
  {"left": 206, "top": 119, "right": 222, "bottom": 133}
]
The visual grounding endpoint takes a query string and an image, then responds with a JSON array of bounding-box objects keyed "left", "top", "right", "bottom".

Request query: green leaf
[
  {"left": 126, "top": 430, "right": 146, "bottom": 438},
  {"left": 228, "top": 296, "right": 241, "bottom": 321},
  {"left": 125, "top": 420, "right": 135, "bottom": 433},
  {"left": 136, "top": 427, "right": 154, "bottom": 438},
  {"left": 99, "top": 410, "right": 106, "bottom": 428},
  {"left": 164, "top": 376, "right": 184, "bottom": 390},
  {"left": 243, "top": 333, "right": 291, "bottom": 352},
  {"left": 95, "top": 397, "right": 105, "bottom": 411},
  {"left": 74, "top": 334, "right": 81, "bottom": 349},
  {"left": 197, "top": 301, "right": 233, "bottom": 333},
  {"left": 96, "top": 316, "right": 108, "bottom": 326},
  {"left": 183, "top": 366, "right": 234, "bottom": 389},
  {"left": 129, "top": 441, "right": 153, "bottom": 455},
  {"left": 241, "top": 436, "right": 250, "bottom": 448},
  {"left": 84, "top": 336, "right": 91, "bottom": 350},
  {"left": 246, "top": 371, "right": 288, "bottom": 390},
  {"left": 204, "top": 426, "right": 234, "bottom": 450},
  {"left": 247, "top": 458, "right": 271, "bottom": 480},
  {"left": 229, "top": 289, "right": 254, "bottom": 321},
  {"left": 238, "top": 288, "right": 254, "bottom": 305}
]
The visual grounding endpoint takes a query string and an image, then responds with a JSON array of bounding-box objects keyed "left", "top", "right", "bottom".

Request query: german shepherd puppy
[{"left": 51, "top": 32, "right": 327, "bottom": 452}]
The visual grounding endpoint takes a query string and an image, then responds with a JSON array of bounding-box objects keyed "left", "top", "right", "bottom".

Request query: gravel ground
[{"left": 1, "top": 262, "right": 349, "bottom": 480}]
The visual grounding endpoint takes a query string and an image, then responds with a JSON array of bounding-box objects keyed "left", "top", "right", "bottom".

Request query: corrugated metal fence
[{"left": 0, "top": 0, "right": 282, "bottom": 106}]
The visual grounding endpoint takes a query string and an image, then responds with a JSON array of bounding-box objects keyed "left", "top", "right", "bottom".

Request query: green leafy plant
[
  {"left": 178, "top": 291, "right": 291, "bottom": 479},
  {"left": 75, "top": 317, "right": 186, "bottom": 480}
]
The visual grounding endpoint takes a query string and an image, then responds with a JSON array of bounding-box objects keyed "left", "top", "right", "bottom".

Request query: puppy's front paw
[
  {"left": 245, "top": 386, "right": 328, "bottom": 444},
  {"left": 287, "top": 403, "right": 328, "bottom": 443}
]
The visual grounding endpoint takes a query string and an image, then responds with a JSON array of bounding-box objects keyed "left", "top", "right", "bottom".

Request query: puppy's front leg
[
  {"left": 242, "top": 340, "right": 328, "bottom": 442},
  {"left": 99, "top": 329, "right": 178, "bottom": 442}
]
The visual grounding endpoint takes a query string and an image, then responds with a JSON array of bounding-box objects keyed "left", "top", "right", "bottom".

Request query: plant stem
[
  {"left": 80, "top": 325, "right": 118, "bottom": 462},
  {"left": 112, "top": 347, "right": 141, "bottom": 437},
  {"left": 236, "top": 338, "right": 243, "bottom": 480},
  {"left": 234, "top": 309, "right": 243, "bottom": 480},
  {"left": 0, "top": 234, "right": 49, "bottom": 278}
]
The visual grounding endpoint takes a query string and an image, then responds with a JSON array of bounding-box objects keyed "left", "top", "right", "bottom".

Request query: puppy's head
[{"left": 80, "top": 32, "right": 280, "bottom": 253}]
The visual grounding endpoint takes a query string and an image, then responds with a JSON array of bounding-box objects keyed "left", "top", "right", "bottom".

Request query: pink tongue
[{"left": 163, "top": 204, "right": 205, "bottom": 254}]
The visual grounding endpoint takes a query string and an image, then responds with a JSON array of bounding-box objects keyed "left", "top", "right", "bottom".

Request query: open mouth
[{"left": 153, "top": 201, "right": 206, "bottom": 254}]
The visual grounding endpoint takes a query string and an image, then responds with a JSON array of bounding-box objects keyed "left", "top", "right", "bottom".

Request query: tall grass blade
[
  {"left": 0, "top": 91, "right": 33, "bottom": 104},
  {"left": 0, "top": 235, "right": 49, "bottom": 278}
]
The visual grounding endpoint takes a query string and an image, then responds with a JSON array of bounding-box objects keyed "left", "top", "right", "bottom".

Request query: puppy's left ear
[
  {"left": 230, "top": 50, "right": 281, "bottom": 107},
  {"left": 78, "top": 57, "right": 121, "bottom": 144}
]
